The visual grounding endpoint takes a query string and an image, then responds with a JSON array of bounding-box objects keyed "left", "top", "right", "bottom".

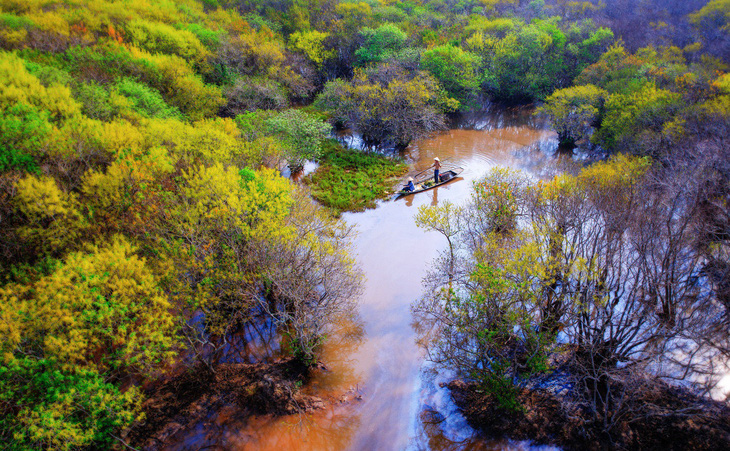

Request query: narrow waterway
[{"left": 170, "top": 106, "right": 578, "bottom": 450}]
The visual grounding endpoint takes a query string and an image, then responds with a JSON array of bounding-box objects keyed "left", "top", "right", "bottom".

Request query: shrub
[
  {"left": 0, "top": 103, "right": 50, "bottom": 173},
  {"left": 114, "top": 77, "right": 183, "bottom": 119},
  {"left": 223, "top": 77, "right": 288, "bottom": 115},
  {"left": 73, "top": 81, "right": 129, "bottom": 121}
]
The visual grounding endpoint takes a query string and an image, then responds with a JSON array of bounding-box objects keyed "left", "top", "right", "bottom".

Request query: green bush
[
  {"left": 178, "top": 23, "right": 223, "bottom": 49},
  {"left": 114, "top": 77, "right": 183, "bottom": 120},
  {"left": 0, "top": 104, "right": 50, "bottom": 173},
  {"left": 355, "top": 24, "right": 407, "bottom": 66},
  {"left": 422, "top": 45, "right": 481, "bottom": 110},
  {"left": 0, "top": 13, "right": 34, "bottom": 30},
  {"left": 24, "top": 61, "right": 73, "bottom": 87},
  {"left": 74, "top": 82, "right": 121, "bottom": 121}
]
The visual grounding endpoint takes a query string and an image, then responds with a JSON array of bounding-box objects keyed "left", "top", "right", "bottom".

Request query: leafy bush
[
  {"left": 538, "top": 84, "right": 608, "bottom": 146},
  {"left": 264, "top": 109, "right": 331, "bottom": 169},
  {"left": 125, "top": 19, "right": 209, "bottom": 64},
  {"left": 178, "top": 23, "right": 223, "bottom": 49},
  {"left": 223, "top": 77, "right": 288, "bottom": 115},
  {"left": 422, "top": 44, "right": 481, "bottom": 110},
  {"left": 596, "top": 83, "right": 681, "bottom": 151},
  {"left": 315, "top": 70, "right": 447, "bottom": 148},
  {"left": 114, "top": 77, "right": 183, "bottom": 119},
  {"left": 73, "top": 81, "right": 129, "bottom": 121},
  {"left": 0, "top": 104, "right": 50, "bottom": 173},
  {"left": 24, "top": 61, "right": 73, "bottom": 87},
  {"left": 355, "top": 23, "right": 407, "bottom": 66}
]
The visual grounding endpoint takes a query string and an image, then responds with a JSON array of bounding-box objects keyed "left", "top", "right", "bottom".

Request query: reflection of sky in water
[
  {"left": 718, "top": 373, "right": 730, "bottom": 400},
  {"left": 169, "top": 106, "right": 576, "bottom": 450}
]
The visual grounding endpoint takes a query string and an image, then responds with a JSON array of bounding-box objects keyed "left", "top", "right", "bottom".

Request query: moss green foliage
[{"left": 305, "top": 141, "right": 408, "bottom": 213}]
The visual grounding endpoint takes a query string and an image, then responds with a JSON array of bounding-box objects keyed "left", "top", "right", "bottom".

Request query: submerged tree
[
  {"left": 537, "top": 84, "right": 607, "bottom": 147},
  {"left": 315, "top": 67, "right": 447, "bottom": 149}
]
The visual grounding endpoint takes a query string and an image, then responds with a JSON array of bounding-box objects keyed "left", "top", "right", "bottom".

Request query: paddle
[
  {"left": 412, "top": 157, "right": 452, "bottom": 176},
  {"left": 411, "top": 166, "right": 433, "bottom": 179}
]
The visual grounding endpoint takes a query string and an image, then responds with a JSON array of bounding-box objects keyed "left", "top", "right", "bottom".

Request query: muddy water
[{"left": 171, "top": 106, "right": 575, "bottom": 450}]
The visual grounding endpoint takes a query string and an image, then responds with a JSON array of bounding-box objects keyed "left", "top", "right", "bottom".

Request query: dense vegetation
[
  {"left": 416, "top": 157, "right": 729, "bottom": 437},
  {"left": 0, "top": 0, "right": 728, "bottom": 449}
]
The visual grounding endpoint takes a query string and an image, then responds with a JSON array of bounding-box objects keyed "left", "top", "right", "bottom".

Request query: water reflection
[
  {"left": 167, "top": 313, "right": 367, "bottom": 451},
  {"left": 411, "top": 366, "right": 561, "bottom": 451}
]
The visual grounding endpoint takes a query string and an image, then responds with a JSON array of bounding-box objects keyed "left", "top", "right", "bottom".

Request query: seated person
[{"left": 404, "top": 177, "right": 415, "bottom": 192}]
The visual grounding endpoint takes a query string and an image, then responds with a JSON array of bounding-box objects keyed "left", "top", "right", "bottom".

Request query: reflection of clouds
[{"left": 717, "top": 372, "right": 730, "bottom": 400}]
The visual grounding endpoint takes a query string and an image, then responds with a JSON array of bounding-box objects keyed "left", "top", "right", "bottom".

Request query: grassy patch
[{"left": 304, "top": 140, "right": 408, "bottom": 214}]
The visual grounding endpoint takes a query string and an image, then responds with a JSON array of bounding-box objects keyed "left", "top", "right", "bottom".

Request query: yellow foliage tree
[
  {"left": 0, "top": 51, "right": 80, "bottom": 120},
  {"left": 288, "top": 29, "right": 332, "bottom": 66},
  {"left": 177, "top": 164, "right": 293, "bottom": 243},
  {"left": 14, "top": 174, "right": 84, "bottom": 255},
  {"left": 142, "top": 116, "right": 241, "bottom": 165},
  {"left": 1, "top": 235, "right": 176, "bottom": 375}
]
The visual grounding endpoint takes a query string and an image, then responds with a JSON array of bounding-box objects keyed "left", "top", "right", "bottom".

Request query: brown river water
[{"left": 169, "top": 106, "right": 580, "bottom": 450}]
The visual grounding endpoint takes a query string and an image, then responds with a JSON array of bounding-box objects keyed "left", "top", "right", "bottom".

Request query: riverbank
[
  {"left": 447, "top": 378, "right": 730, "bottom": 450},
  {"left": 126, "top": 359, "right": 325, "bottom": 449}
]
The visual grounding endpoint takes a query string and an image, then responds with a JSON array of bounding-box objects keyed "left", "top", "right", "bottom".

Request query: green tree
[
  {"left": 0, "top": 237, "right": 176, "bottom": 449},
  {"left": 265, "top": 109, "right": 332, "bottom": 169},
  {"left": 596, "top": 82, "right": 681, "bottom": 152},
  {"left": 538, "top": 84, "right": 607, "bottom": 146},
  {"left": 422, "top": 44, "right": 481, "bottom": 110},
  {"left": 354, "top": 23, "right": 407, "bottom": 67},
  {"left": 315, "top": 70, "right": 446, "bottom": 148}
]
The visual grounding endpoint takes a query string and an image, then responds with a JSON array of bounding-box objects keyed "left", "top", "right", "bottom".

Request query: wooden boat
[{"left": 395, "top": 167, "right": 464, "bottom": 197}]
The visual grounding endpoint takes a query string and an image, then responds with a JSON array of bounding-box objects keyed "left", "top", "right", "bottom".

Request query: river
[{"left": 169, "top": 105, "right": 577, "bottom": 450}]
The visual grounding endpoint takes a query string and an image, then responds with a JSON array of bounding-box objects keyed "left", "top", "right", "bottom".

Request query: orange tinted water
[{"left": 169, "top": 106, "right": 573, "bottom": 450}]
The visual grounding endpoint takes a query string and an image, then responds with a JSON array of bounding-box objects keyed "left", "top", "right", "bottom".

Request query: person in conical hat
[
  {"left": 404, "top": 176, "right": 415, "bottom": 192},
  {"left": 431, "top": 157, "right": 442, "bottom": 183}
]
